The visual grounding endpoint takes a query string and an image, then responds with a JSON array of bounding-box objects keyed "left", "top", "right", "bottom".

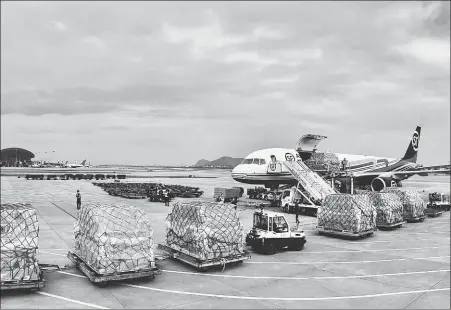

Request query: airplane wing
[{"left": 352, "top": 169, "right": 450, "bottom": 179}]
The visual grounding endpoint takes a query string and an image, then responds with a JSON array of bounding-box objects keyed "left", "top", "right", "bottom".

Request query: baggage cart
[
  {"left": 157, "top": 243, "right": 250, "bottom": 271},
  {"left": 67, "top": 251, "right": 158, "bottom": 287}
]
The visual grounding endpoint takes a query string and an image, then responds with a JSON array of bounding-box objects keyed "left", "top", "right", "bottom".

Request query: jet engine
[{"left": 370, "top": 177, "right": 401, "bottom": 192}]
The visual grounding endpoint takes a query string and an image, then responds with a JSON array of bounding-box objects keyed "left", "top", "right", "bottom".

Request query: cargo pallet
[
  {"left": 157, "top": 243, "right": 251, "bottom": 271},
  {"left": 67, "top": 251, "right": 159, "bottom": 287},
  {"left": 317, "top": 226, "right": 376, "bottom": 238},
  {"left": 377, "top": 221, "right": 405, "bottom": 229},
  {"left": 1, "top": 264, "right": 60, "bottom": 292},
  {"left": 425, "top": 208, "right": 443, "bottom": 217}
]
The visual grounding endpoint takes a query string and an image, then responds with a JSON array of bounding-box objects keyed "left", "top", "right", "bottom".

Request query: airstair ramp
[{"left": 283, "top": 160, "right": 337, "bottom": 201}]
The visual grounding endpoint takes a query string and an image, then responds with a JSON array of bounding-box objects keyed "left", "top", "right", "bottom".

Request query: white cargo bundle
[
  {"left": 1, "top": 203, "right": 41, "bottom": 282},
  {"left": 366, "top": 192, "right": 404, "bottom": 228},
  {"left": 317, "top": 194, "right": 377, "bottom": 236},
  {"left": 383, "top": 188, "right": 425, "bottom": 221},
  {"left": 166, "top": 201, "right": 245, "bottom": 261},
  {"left": 74, "top": 203, "right": 155, "bottom": 275}
]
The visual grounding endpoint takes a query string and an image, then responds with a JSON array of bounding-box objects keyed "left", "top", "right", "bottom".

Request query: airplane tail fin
[
  {"left": 81, "top": 159, "right": 86, "bottom": 166},
  {"left": 402, "top": 126, "right": 421, "bottom": 163}
]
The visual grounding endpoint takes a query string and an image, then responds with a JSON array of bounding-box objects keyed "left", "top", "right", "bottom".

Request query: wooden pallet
[
  {"left": 67, "top": 251, "right": 158, "bottom": 287},
  {"left": 157, "top": 244, "right": 250, "bottom": 271}
]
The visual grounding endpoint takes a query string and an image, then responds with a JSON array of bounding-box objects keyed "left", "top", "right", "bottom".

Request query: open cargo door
[{"left": 296, "top": 134, "right": 327, "bottom": 153}]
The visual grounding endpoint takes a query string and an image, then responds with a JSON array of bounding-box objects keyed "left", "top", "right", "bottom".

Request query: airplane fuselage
[{"left": 231, "top": 148, "right": 418, "bottom": 188}]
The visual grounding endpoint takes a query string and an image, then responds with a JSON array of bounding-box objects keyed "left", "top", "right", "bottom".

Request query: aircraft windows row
[{"left": 241, "top": 158, "right": 267, "bottom": 165}]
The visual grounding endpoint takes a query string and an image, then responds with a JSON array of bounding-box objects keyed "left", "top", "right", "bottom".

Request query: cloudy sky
[{"left": 1, "top": 1, "right": 449, "bottom": 166}]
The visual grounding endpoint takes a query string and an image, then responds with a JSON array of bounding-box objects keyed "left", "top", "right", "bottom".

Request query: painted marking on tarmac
[
  {"left": 58, "top": 270, "right": 87, "bottom": 278},
  {"left": 307, "top": 237, "right": 450, "bottom": 245},
  {"left": 246, "top": 256, "right": 450, "bottom": 265},
  {"left": 294, "top": 246, "right": 449, "bottom": 254},
  {"left": 39, "top": 250, "right": 67, "bottom": 257},
  {"left": 160, "top": 269, "right": 450, "bottom": 280},
  {"left": 36, "top": 291, "right": 110, "bottom": 309},
  {"left": 124, "top": 284, "right": 450, "bottom": 301},
  {"left": 55, "top": 271, "right": 451, "bottom": 301}
]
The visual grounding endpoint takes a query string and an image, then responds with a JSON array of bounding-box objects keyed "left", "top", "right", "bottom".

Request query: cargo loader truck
[{"left": 280, "top": 186, "right": 320, "bottom": 217}]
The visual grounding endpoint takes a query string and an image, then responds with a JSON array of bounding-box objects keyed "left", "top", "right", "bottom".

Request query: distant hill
[
  {"left": 195, "top": 159, "right": 211, "bottom": 166},
  {"left": 195, "top": 156, "right": 244, "bottom": 167}
]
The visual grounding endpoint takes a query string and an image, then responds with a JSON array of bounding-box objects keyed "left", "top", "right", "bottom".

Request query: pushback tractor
[{"left": 245, "top": 209, "right": 306, "bottom": 255}]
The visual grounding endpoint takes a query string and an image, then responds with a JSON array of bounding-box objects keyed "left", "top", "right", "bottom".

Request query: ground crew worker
[
  {"left": 164, "top": 190, "right": 169, "bottom": 206},
  {"left": 231, "top": 196, "right": 238, "bottom": 205},
  {"left": 342, "top": 158, "right": 348, "bottom": 171},
  {"left": 76, "top": 190, "right": 81, "bottom": 210},
  {"left": 295, "top": 201, "right": 300, "bottom": 227}
]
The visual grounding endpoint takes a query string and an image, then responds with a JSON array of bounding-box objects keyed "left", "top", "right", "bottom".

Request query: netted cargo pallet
[
  {"left": 162, "top": 201, "right": 249, "bottom": 270},
  {"left": 317, "top": 194, "right": 377, "bottom": 238},
  {"left": 383, "top": 188, "right": 426, "bottom": 222},
  {"left": 366, "top": 192, "right": 405, "bottom": 229},
  {"left": 304, "top": 152, "right": 341, "bottom": 173},
  {"left": 73, "top": 203, "right": 157, "bottom": 286},
  {"left": 1, "top": 203, "right": 44, "bottom": 291}
]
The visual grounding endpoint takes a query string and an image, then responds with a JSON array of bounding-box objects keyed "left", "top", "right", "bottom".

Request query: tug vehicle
[
  {"left": 425, "top": 192, "right": 450, "bottom": 217},
  {"left": 245, "top": 209, "right": 306, "bottom": 255}
]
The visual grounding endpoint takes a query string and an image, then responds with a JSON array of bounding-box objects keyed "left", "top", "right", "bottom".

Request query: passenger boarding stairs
[{"left": 283, "top": 160, "right": 337, "bottom": 202}]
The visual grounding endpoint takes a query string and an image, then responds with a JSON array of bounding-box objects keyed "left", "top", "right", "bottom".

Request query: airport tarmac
[{"left": 1, "top": 176, "right": 450, "bottom": 309}]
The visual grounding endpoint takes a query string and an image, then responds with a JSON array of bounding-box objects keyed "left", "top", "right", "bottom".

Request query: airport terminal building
[{"left": 0, "top": 148, "right": 35, "bottom": 167}]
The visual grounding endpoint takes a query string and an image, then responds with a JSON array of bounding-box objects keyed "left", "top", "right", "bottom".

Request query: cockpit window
[
  {"left": 252, "top": 158, "right": 259, "bottom": 165},
  {"left": 259, "top": 159, "right": 266, "bottom": 165},
  {"left": 242, "top": 159, "right": 253, "bottom": 164}
]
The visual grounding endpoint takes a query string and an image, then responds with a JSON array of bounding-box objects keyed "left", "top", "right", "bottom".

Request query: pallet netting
[
  {"left": 382, "top": 188, "right": 425, "bottom": 220},
  {"left": 304, "top": 152, "right": 341, "bottom": 172},
  {"left": 1, "top": 203, "right": 40, "bottom": 282},
  {"left": 74, "top": 203, "right": 155, "bottom": 275},
  {"left": 366, "top": 192, "right": 404, "bottom": 227},
  {"left": 318, "top": 194, "right": 377, "bottom": 233},
  {"left": 166, "top": 201, "right": 245, "bottom": 261}
]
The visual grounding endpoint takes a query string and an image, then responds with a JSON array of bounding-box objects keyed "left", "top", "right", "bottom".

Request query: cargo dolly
[
  {"left": 1, "top": 263, "right": 60, "bottom": 292},
  {"left": 67, "top": 251, "right": 159, "bottom": 287},
  {"left": 425, "top": 207, "right": 443, "bottom": 217},
  {"left": 377, "top": 220, "right": 405, "bottom": 229},
  {"left": 405, "top": 215, "right": 425, "bottom": 223},
  {"left": 317, "top": 226, "right": 376, "bottom": 239},
  {"left": 157, "top": 244, "right": 251, "bottom": 271}
]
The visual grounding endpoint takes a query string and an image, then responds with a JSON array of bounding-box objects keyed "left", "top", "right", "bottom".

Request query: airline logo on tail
[
  {"left": 402, "top": 126, "right": 421, "bottom": 163},
  {"left": 412, "top": 131, "right": 419, "bottom": 151}
]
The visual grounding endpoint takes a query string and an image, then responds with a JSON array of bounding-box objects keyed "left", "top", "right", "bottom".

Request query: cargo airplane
[
  {"left": 231, "top": 126, "right": 448, "bottom": 191},
  {"left": 65, "top": 160, "right": 88, "bottom": 168}
]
